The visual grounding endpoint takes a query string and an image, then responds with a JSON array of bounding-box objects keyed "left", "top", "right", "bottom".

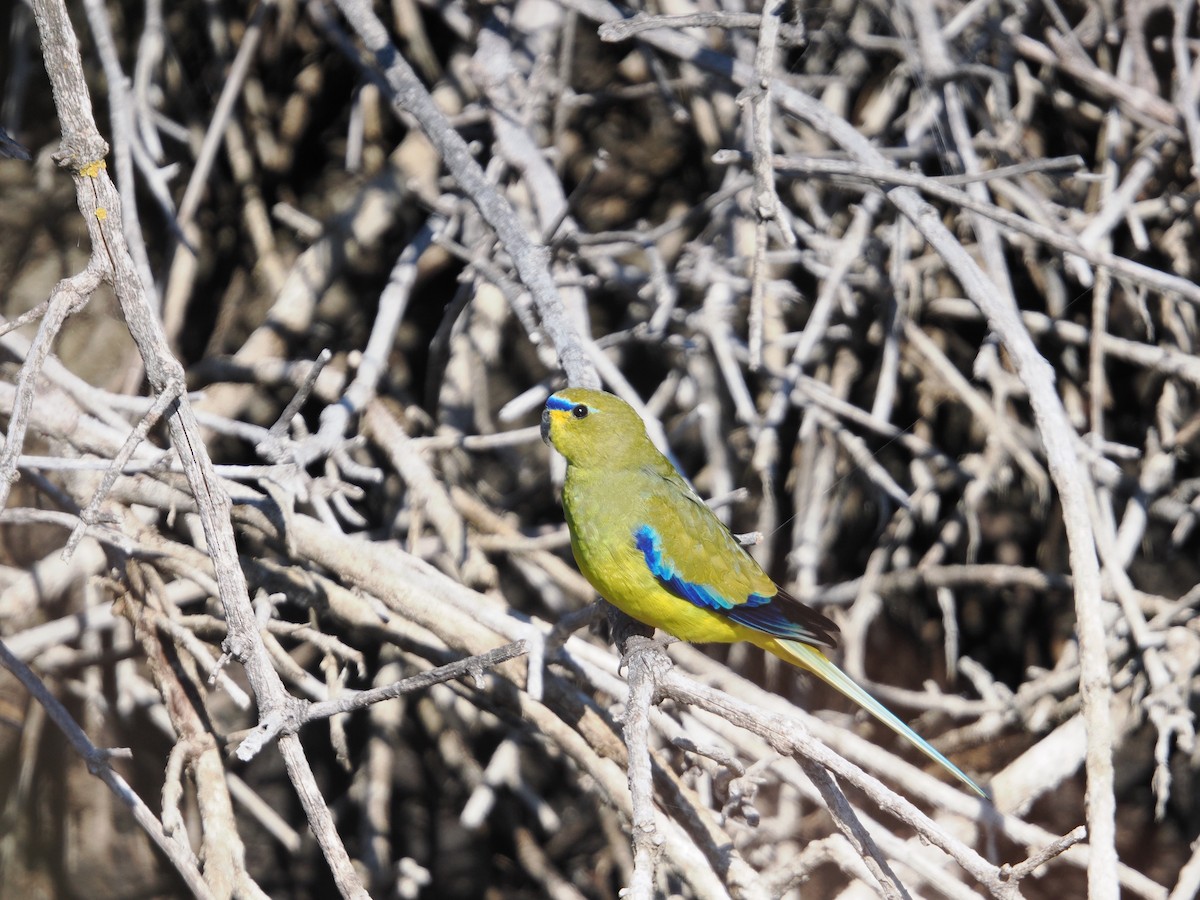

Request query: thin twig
[{"left": 0, "top": 637, "right": 215, "bottom": 899}]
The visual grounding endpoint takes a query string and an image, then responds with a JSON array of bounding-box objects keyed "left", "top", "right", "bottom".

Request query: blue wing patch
[
  {"left": 634, "top": 524, "right": 839, "bottom": 647},
  {"left": 634, "top": 525, "right": 770, "bottom": 612}
]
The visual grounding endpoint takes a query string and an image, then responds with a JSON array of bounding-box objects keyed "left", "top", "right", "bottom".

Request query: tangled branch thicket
[{"left": 1, "top": 0, "right": 1199, "bottom": 896}]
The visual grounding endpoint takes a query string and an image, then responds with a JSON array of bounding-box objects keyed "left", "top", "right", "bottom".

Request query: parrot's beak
[{"left": 540, "top": 408, "right": 552, "bottom": 446}]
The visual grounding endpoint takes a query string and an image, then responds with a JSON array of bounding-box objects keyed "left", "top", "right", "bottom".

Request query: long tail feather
[{"left": 772, "top": 639, "right": 987, "bottom": 798}]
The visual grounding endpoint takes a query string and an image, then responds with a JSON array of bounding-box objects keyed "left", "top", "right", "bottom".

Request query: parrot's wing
[{"left": 637, "top": 475, "right": 838, "bottom": 649}]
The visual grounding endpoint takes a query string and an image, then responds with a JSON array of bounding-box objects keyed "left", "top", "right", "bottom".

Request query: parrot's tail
[{"left": 770, "top": 639, "right": 987, "bottom": 798}]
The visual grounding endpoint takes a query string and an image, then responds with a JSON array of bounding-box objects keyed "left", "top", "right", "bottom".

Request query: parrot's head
[{"left": 541, "top": 388, "right": 653, "bottom": 468}]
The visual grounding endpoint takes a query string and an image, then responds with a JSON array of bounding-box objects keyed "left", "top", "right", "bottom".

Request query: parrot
[{"left": 541, "top": 386, "right": 986, "bottom": 797}]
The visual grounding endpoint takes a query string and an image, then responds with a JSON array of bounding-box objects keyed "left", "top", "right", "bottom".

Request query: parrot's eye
[{"left": 571, "top": 404, "right": 589, "bottom": 419}]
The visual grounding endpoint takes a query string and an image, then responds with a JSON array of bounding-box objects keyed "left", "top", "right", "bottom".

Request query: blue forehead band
[{"left": 545, "top": 395, "right": 576, "bottom": 412}]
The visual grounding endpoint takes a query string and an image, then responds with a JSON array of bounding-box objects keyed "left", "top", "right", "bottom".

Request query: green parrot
[{"left": 542, "top": 386, "right": 985, "bottom": 797}]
